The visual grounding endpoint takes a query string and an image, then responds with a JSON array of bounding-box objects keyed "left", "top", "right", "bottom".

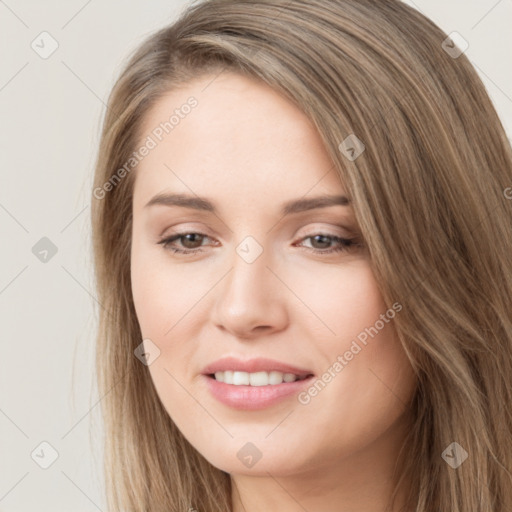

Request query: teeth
[{"left": 213, "top": 370, "right": 302, "bottom": 386}]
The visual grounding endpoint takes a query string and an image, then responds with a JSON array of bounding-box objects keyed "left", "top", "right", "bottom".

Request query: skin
[{"left": 130, "top": 71, "right": 417, "bottom": 512}]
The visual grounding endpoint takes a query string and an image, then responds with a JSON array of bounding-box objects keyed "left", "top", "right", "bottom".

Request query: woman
[{"left": 91, "top": 0, "right": 512, "bottom": 510}]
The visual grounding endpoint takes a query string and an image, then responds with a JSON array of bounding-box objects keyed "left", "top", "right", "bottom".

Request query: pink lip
[
  {"left": 204, "top": 375, "right": 315, "bottom": 410},
  {"left": 201, "top": 356, "right": 313, "bottom": 378},
  {"left": 201, "top": 357, "right": 315, "bottom": 411}
]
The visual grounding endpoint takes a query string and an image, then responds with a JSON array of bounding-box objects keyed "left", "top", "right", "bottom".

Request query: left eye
[{"left": 157, "top": 232, "right": 362, "bottom": 256}]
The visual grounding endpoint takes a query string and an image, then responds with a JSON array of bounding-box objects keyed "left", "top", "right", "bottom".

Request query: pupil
[
  {"left": 312, "top": 235, "right": 330, "bottom": 248},
  {"left": 183, "top": 234, "right": 202, "bottom": 248}
]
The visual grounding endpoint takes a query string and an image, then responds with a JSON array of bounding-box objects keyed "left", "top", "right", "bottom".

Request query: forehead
[{"left": 132, "top": 72, "right": 347, "bottom": 213}]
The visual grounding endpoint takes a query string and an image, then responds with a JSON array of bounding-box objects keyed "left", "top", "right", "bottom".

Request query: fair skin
[{"left": 130, "top": 71, "right": 417, "bottom": 512}]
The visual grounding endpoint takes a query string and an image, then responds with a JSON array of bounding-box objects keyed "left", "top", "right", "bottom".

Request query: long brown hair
[{"left": 91, "top": 1, "right": 512, "bottom": 510}]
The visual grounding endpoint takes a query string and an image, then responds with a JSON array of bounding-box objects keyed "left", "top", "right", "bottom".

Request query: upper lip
[{"left": 201, "top": 357, "right": 314, "bottom": 378}]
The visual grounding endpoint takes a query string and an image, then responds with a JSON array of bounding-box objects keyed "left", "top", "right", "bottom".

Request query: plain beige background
[{"left": 0, "top": 1, "right": 510, "bottom": 510}]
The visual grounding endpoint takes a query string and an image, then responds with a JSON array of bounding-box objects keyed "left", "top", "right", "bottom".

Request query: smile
[{"left": 210, "top": 370, "right": 310, "bottom": 386}]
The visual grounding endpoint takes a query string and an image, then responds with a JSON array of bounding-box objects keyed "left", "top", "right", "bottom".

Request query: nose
[{"left": 211, "top": 245, "right": 289, "bottom": 339}]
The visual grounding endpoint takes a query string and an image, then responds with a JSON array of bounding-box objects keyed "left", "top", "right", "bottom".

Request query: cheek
[
  {"left": 293, "top": 260, "right": 389, "bottom": 342},
  {"left": 130, "top": 246, "right": 206, "bottom": 427},
  {"left": 293, "top": 263, "right": 415, "bottom": 441},
  {"left": 318, "top": 262, "right": 410, "bottom": 389},
  {"left": 130, "top": 243, "right": 215, "bottom": 393},
  {"left": 130, "top": 240, "right": 205, "bottom": 337}
]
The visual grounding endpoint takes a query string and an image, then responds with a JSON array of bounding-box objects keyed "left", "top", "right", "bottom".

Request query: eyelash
[{"left": 157, "top": 231, "right": 362, "bottom": 256}]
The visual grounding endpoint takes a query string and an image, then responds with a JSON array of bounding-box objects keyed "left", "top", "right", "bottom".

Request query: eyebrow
[{"left": 144, "top": 192, "right": 351, "bottom": 216}]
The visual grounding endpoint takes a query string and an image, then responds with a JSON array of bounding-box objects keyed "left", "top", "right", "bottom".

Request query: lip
[
  {"left": 203, "top": 375, "right": 315, "bottom": 410},
  {"left": 201, "top": 357, "right": 315, "bottom": 411},
  {"left": 201, "top": 357, "right": 313, "bottom": 378}
]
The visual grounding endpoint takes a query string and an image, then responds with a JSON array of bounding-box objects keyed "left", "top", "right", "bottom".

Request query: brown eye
[
  {"left": 179, "top": 233, "right": 206, "bottom": 249},
  {"left": 157, "top": 232, "right": 212, "bottom": 254},
  {"left": 309, "top": 234, "right": 334, "bottom": 249},
  {"left": 297, "top": 234, "right": 362, "bottom": 255},
  {"left": 158, "top": 231, "right": 362, "bottom": 257}
]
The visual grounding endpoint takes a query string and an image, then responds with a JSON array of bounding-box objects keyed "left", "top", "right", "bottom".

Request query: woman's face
[{"left": 130, "top": 72, "right": 416, "bottom": 477}]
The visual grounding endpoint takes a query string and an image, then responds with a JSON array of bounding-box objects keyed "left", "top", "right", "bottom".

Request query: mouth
[
  {"left": 203, "top": 371, "right": 315, "bottom": 410},
  {"left": 200, "top": 357, "right": 315, "bottom": 409},
  {"left": 201, "top": 356, "right": 314, "bottom": 381},
  {"left": 206, "top": 370, "right": 314, "bottom": 386}
]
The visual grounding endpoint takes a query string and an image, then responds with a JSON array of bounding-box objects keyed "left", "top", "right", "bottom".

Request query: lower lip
[{"left": 203, "top": 374, "right": 314, "bottom": 410}]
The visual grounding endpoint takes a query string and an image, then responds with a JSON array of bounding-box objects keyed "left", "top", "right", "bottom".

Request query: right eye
[{"left": 157, "top": 232, "right": 215, "bottom": 255}]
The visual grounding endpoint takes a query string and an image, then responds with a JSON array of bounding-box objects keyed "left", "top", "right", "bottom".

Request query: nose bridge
[
  {"left": 224, "top": 235, "right": 272, "bottom": 303},
  {"left": 212, "top": 234, "right": 288, "bottom": 336}
]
